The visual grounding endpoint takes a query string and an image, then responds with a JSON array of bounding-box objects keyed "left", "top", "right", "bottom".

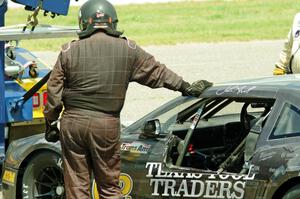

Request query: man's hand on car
[
  {"left": 181, "top": 80, "right": 213, "bottom": 97},
  {"left": 45, "top": 119, "right": 60, "bottom": 142},
  {"left": 273, "top": 66, "right": 286, "bottom": 75}
]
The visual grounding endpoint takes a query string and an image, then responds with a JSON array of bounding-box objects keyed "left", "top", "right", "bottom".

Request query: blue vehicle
[{"left": 0, "top": 0, "right": 77, "bottom": 152}]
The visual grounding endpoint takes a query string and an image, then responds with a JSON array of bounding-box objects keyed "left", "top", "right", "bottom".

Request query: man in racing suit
[
  {"left": 274, "top": 13, "right": 300, "bottom": 75},
  {"left": 43, "top": 0, "right": 212, "bottom": 198}
]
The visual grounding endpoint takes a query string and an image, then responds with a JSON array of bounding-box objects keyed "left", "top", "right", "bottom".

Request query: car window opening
[
  {"left": 270, "top": 103, "right": 300, "bottom": 139},
  {"left": 166, "top": 97, "right": 275, "bottom": 174}
]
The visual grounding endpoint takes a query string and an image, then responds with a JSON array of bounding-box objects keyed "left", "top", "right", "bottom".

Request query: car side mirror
[{"left": 139, "top": 119, "right": 162, "bottom": 139}]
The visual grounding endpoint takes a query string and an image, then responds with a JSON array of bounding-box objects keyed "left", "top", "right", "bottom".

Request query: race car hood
[
  {"left": 5, "top": 133, "right": 60, "bottom": 169},
  {"left": 4, "top": 130, "right": 146, "bottom": 169}
]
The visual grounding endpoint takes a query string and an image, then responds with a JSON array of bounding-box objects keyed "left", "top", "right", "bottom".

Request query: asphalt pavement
[{"left": 34, "top": 40, "right": 283, "bottom": 124}]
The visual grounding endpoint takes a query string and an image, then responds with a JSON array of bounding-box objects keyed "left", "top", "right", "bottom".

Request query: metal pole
[{"left": 0, "top": 1, "right": 7, "bottom": 153}]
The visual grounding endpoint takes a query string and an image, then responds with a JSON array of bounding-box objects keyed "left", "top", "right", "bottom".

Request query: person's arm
[
  {"left": 43, "top": 51, "right": 65, "bottom": 121},
  {"left": 130, "top": 44, "right": 212, "bottom": 96},
  {"left": 130, "top": 45, "right": 187, "bottom": 91},
  {"left": 274, "top": 28, "right": 293, "bottom": 75}
]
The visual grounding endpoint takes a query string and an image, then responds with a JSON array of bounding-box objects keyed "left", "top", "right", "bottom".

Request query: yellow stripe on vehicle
[{"left": 15, "top": 78, "right": 47, "bottom": 119}]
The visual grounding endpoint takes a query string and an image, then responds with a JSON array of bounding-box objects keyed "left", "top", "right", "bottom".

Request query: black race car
[{"left": 3, "top": 75, "right": 300, "bottom": 199}]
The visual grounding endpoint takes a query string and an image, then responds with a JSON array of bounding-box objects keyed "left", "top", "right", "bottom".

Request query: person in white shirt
[{"left": 274, "top": 13, "right": 300, "bottom": 75}]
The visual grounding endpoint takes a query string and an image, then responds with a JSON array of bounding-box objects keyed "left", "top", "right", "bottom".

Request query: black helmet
[{"left": 77, "top": 0, "right": 123, "bottom": 38}]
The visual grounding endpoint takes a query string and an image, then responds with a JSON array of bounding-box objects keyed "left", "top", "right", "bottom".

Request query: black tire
[
  {"left": 22, "top": 151, "right": 65, "bottom": 199},
  {"left": 282, "top": 184, "right": 300, "bottom": 199}
]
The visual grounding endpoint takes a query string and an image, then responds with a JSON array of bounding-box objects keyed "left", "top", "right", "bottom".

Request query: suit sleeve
[
  {"left": 130, "top": 45, "right": 184, "bottom": 91},
  {"left": 275, "top": 28, "right": 293, "bottom": 72},
  {"left": 43, "top": 52, "right": 65, "bottom": 121}
]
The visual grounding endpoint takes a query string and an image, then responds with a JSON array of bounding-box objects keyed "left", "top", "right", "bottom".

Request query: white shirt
[{"left": 276, "top": 13, "right": 300, "bottom": 73}]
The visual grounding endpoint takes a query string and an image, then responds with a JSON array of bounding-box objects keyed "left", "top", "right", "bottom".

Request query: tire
[
  {"left": 22, "top": 151, "right": 65, "bottom": 199},
  {"left": 282, "top": 184, "right": 300, "bottom": 199}
]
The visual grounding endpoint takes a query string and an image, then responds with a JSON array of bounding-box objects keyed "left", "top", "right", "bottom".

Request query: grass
[{"left": 5, "top": 0, "right": 300, "bottom": 51}]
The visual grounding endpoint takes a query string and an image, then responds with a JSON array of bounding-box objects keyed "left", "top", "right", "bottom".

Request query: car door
[
  {"left": 250, "top": 92, "right": 300, "bottom": 198},
  {"left": 150, "top": 97, "right": 274, "bottom": 199},
  {"left": 143, "top": 104, "right": 247, "bottom": 198}
]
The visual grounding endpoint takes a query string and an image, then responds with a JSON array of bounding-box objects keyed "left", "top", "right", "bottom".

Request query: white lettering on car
[
  {"left": 190, "top": 180, "right": 205, "bottom": 197},
  {"left": 22, "top": 184, "right": 29, "bottom": 199},
  {"left": 162, "top": 179, "right": 177, "bottom": 196},
  {"left": 203, "top": 180, "right": 219, "bottom": 198},
  {"left": 146, "top": 162, "right": 254, "bottom": 198},
  {"left": 216, "top": 85, "right": 256, "bottom": 96},
  {"left": 57, "top": 158, "right": 63, "bottom": 169},
  {"left": 150, "top": 179, "right": 164, "bottom": 196},
  {"left": 218, "top": 181, "right": 232, "bottom": 198},
  {"left": 232, "top": 181, "right": 246, "bottom": 199}
]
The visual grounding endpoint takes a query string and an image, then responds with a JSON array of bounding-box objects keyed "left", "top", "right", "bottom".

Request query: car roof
[
  {"left": 202, "top": 74, "right": 300, "bottom": 99},
  {"left": 217, "top": 74, "right": 300, "bottom": 87}
]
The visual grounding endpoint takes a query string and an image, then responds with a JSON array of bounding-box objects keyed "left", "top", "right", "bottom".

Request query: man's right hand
[
  {"left": 273, "top": 67, "right": 286, "bottom": 75},
  {"left": 45, "top": 119, "right": 60, "bottom": 142},
  {"left": 181, "top": 80, "right": 213, "bottom": 97}
]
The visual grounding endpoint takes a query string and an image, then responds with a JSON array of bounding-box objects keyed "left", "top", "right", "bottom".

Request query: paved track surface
[{"left": 34, "top": 40, "right": 284, "bottom": 124}]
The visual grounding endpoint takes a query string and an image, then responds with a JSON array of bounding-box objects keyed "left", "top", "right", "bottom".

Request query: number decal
[
  {"left": 92, "top": 173, "right": 133, "bottom": 199},
  {"left": 119, "top": 173, "right": 133, "bottom": 197}
]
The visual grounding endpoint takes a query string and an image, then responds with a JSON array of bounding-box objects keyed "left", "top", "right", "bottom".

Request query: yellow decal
[
  {"left": 92, "top": 173, "right": 133, "bottom": 199},
  {"left": 15, "top": 78, "right": 47, "bottom": 119},
  {"left": 2, "top": 170, "right": 16, "bottom": 184}
]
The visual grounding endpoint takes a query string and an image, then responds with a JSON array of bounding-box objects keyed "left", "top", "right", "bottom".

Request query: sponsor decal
[
  {"left": 92, "top": 173, "right": 133, "bottom": 199},
  {"left": 2, "top": 170, "right": 16, "bottom": 184},
  {"left": 146, "top": 162, "right": 255, "bottom": 198},
  {"left": 281, "top": 151, "right": 297, "bottom": 159},
  {"left": 96, "top": 10, "right": 105, "bottom": 18},
  {"left": 259, "top": 151, "right": 276, "bottom": 161},
  {"left": 216, "top": 85, "right": 256, "bottom": 96},
  {"left": 121, "top": 141, "right": 151, "bottom": 154},
  {"left": 119, "top": 173, "right": 134, "bottom": 198},
  {"left": 271, "top": 165, "right": 286, "bottom": 181}
]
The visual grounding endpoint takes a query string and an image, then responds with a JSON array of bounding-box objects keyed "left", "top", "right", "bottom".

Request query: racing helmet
[{"left": 77, "top": 0, "right": 123, "bottom": 38}]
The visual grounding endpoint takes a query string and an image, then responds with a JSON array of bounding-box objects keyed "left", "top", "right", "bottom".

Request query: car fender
[
  {"left": 263, "top": 171, "right": 300, "bottom": 199},
  {"left": 266, "top": 144, "right": 300, "bottom": 198},
  {"left": 5, "top": 133, "right": 61, "bottom": 169}
]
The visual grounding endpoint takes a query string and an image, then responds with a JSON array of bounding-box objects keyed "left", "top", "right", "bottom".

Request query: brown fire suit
[{"left": 44, "top": 31, "right": 185, "bottom": 199}]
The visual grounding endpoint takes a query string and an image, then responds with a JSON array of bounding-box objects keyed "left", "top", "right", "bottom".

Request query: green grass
[{"left": 5, "top": 0, "right": 300, "bottom": 51}]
